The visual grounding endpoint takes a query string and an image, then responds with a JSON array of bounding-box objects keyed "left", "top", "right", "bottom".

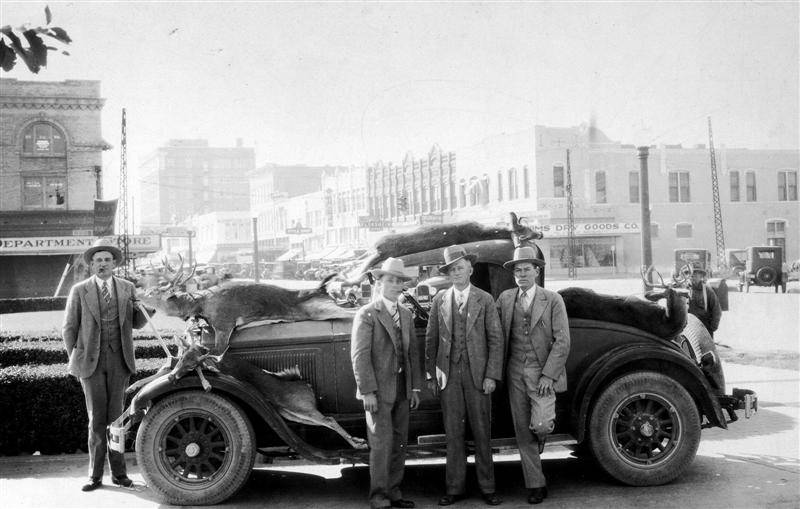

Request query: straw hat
[
  {"left": 503, "top": 246, "right": 546, "bottom": 270},
  {"left": 83, "top": 238, "right": 122, "bottom": 264},
  {"left": 370, "top": 257, "right": 412, "bottom": 281},
  {"left": 438, "top": 245, "right": 478, "bottom": 274}
]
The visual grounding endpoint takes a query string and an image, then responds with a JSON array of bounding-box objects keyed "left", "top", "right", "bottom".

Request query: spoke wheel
[
  {"left": 136, "top": 392, "right": 255, "bottom": 505},
  {"left": 589, "top": 372, "right": 700, "bottom": 486}
]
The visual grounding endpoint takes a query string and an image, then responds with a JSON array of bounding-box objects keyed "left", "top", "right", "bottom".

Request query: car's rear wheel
[
  {"left": 755, "top": 266, "right": 777, "bottom": 286},
  {"left": 589, "top": 371, "right": 701, "bottom": 486},
  {"left": 136, "top": 391, "right": 256, "bottom": 505}
]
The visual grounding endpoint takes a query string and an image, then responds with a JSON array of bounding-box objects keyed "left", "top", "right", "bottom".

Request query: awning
[{"left": 276, "top": 248, "right": 302, "bottom": 261}]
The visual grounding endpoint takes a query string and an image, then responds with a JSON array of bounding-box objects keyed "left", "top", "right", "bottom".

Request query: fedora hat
[
  {"left": 439, "top": 245, "right": 478, "bottom": 274},
  {"left": 370, "top": 257, "right": 412, "bottom": 281},
  {"left": 83, "top": 238, "right": 123, "bottom": 264},
  {"left": 503, "top": 246, "right": 545, "bottom": 270}
]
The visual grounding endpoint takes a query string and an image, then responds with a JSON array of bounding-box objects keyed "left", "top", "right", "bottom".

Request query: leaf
[
  {"left": 48, "top": 26, "right": 72, "bottom": 44},
  {"left": 0, "top": 39, "right": 18, "bottom": 71},
  {"left": 22, "top": 29, "right": 46, "bottom": 72},
  {"left": 45, "top": 6, "right": 52, "bottom": 25}
]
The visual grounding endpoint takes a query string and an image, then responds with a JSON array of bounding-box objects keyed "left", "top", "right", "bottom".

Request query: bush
[
  {"left": 0, "top": 339, "right": 179, "bottom": 367},
  {"left": 0, "top": 297, "right": 67, "bottom": 314},
  {"left": 0, "top": 358, "right": 167, "bottom": 456}
]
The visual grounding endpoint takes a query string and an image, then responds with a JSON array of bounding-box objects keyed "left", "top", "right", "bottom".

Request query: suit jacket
[
  {"left": 62, "top": 276, "right": 148, "bottom": 378},
  {"left": 496, "top": 286, "right": 570, "bottom": 393},
  {"left": 425, "top": 285, "right": 504, "bottom": 390},
  {"left": 351, "top": 299, "right": 423, "bottom": 404}
]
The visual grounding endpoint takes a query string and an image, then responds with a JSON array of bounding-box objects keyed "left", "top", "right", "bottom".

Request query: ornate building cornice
[{"left": 0, "top": 97, "right": 105, "bottom": 111}]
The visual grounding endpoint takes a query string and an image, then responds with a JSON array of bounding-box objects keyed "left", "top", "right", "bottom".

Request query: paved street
[{"left": 1, "top": 363, "right": 797, "bottom": 509}]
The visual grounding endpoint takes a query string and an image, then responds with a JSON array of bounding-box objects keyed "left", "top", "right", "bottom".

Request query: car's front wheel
[
  {"left": 588, "top": 371, "right": 701, "bottom": 486},
  {"left": 136, "top": 391, "right": 256, "bottom": 505}
]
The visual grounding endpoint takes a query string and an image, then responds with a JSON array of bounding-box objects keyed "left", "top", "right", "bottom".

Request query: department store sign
[
  {"left": 535, "top": 221, "right": 640, "bottom": 238},
  {"left": 0, "top": 235, "right": 161, "bottom": 255}
]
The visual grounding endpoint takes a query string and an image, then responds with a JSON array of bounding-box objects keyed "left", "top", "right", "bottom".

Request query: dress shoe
[
  {"left": 389, "top": 499, "right": 415, "bottom": 508},
  {"left": 81, "top": 478, "right": 102, "bottom": 492},
  {"left": 390, "top": 499, "right": 415, "bottom": 508},
  {"left": 482, "top": 492, "right": 502, "bottom": 505},
  {"left": 111, "top": 475, "right": 134, "bottom": 488},
  {"left": 438, "top": 494, "right": 464, "bottom": 506},
  {"left": 527, "top": 487, "right": 548, "bottom": 504}
]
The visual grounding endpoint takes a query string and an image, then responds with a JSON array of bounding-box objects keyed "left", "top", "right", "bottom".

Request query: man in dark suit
[
  {"left": 351, "top": 257, "right": 423, "bottom": 509},
  {"left": 496, "top": 246, "right": 570, "bottom": 505},
  {"left": 687, "top": 268, "right": 722, "bottom": 337},
  {"left": 62, "top": 240, "right": 151, "bottom": 492},
  {"left": 425, "top": 245, "right": 504, "bottom": 506}
]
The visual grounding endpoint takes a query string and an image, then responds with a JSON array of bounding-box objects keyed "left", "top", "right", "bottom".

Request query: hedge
[
  {"left": 0, "top": 339, "right": 180, "bottom": 367},
  {"left": 0, "top": 297, "right": 67, "bottom": 314},
  {"left": 0, "top": 332, "right": 178, "bottom": 343},
  {"left": 0, "top": 358, "right": 168, "bottom": 456}
]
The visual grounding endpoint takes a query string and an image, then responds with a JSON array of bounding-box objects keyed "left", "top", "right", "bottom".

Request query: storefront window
[{"left": 549, "top": 238, "right": 615, "bottom": 268}]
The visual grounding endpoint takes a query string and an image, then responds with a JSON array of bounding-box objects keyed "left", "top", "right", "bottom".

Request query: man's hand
[
  {"left": 410, "top": 391, "right": 421, "bottom": 410},
  {"left": 482, "top": 378, "right": 496, "bottom": 395},
  {"left": 363, "top": 393, "right": 378, "bottom": 413},
  {"left": 537, "top": 376, "right": 554, "bottom": 397},
  {"left": 427, "top": 379, "right": 439, "bottom": 396}
]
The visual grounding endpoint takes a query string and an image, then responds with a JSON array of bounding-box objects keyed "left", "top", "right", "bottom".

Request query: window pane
[
  {"left": 45, "top": 178, "right": 66, "bottom": 208},
  {"left": 680, "top": 173, "right": 691, "bottom": 202},
  {"left": 746, "top": 172, "right": 757, "bottom": 201},
  {"left": 676, "top": 223, "right": 693, "bottom": 238},
  {"left": 23, "top": 178, "right": 43, "bottom": 208},
  {"left": 595, "top": 171, "right": 606, "bottom": 203},
  {"left": 554, "top": 165, "right": 564, "bottom": 198},
  {"left": 497, "top": 172, "right": 503, "bottom": 201},
  {"left": 730, "top": 171, "right": 740, "bottom": 201},
  {"left": 669, "top": 172, "right": 679, "bottom": 202},
  {"left": 789, "top": 172, "right": 798, "bottom": 200},
  {"left": 629, "top": 171, "right": 640, "bottom": 203},
  {"left": 523, "top": 166, "right": 530, "bottom": 198},
  {"left": 34, "top": 124, "right": 52, "bottom": 153}
]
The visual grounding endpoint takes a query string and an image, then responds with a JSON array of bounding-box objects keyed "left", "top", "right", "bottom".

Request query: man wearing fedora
[
  {"left": 425, "top": 245, "right": 504, "bottom": 506},
  {"left": 351, "top": 257, "right": 423, "bottom": 509},
  {"left": 62, "top": 240, "right": 152, "bottom": 492},
  {"left": 496, "top": 246, "right": 570, "bottom": 505}
]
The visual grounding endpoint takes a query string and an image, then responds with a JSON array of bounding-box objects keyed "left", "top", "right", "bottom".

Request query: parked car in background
[
  {"left": 114, "top": 215, "right": 756, "bottom": 505},
  {"left": 725, "top": 248, "right": 747, "bottom": 277},
  {"left": 673, "top": 248, "right": 713, "bottom": 281},
  {"left": 739, "top": 245, "right": 786, "bottom": 293}
]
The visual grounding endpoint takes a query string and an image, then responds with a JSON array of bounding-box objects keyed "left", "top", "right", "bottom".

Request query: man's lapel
[
  {"left": 501, "top": 290, "right": 516, "bottom": 336},
  {"left": 439, "top": 287, "right": 453, "bottom": 337},
  {"left": 375, "top": 300, "right": 400, "bottom": 348},
  {"left": 84, "top": 279, "right": 101, "bottom": 324},
  {"left": 529, "top": 288, "right": 548, "bottom": 329},
  {"left": 114, "top": 277, "right": 127, "bottom": 327},
  {"left": 465, "top": 288, "right": 481, "bottom": 332}
]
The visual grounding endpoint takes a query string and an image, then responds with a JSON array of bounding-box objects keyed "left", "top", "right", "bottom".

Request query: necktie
[
  {"left": 521, "top": 290, "right": 529, "bottom": 309},
  {"left": 101, "top": 281, "right": 111, "bottom": 305},
  {"left": 391, "top": 306, "right": 401, "bottom": 327}
]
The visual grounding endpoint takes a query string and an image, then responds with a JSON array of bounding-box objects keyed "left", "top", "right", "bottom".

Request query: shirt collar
[
  {"left": 92, "top": 275, "right": 113, "bottom": 288},
  {"left": 380, "top": 295, "right": 398, "bottom": 313},
  {"left": 453, "top": 284, "right": 471, "bottom": 301},
  {"left": 519, "top": 284, "right": 536, "bottom": 299}
]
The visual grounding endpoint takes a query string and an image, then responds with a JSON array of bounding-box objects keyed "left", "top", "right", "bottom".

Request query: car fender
[
  {"left": 570, "top": 343, "right": 727, "bottom": 443},
  {"left": 131, "top": 372, "right": 342, "bottom": 465}
]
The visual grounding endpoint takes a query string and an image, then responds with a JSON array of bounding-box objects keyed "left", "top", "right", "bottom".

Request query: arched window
[
  {"left": 468, "top": 177, "right": 479, "bottom": 206},
  {"left": 508, "top": 168, "right": 518, "bottom": 200},
  {"left": 22, "top": 122, "right": 66, "bottom": 156},
  {"left": 459, "top": 179, "right": 467, "bottom": 208}
]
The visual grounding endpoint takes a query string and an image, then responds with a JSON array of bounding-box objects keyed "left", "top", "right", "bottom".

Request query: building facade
[
  {"left": 138, "top": 139, "right": 254, "bottom": 230},
  {"left": 0, "top": 79, "right": 110, "bottom": 297}
]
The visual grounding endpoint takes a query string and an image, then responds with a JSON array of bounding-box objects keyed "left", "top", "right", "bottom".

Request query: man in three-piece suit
[
  {"left": 62, "top": 240, "right": 151, "bottom": 492},
  {"left": 351, "top": 257, "right": 423, "bottom": 509},
  {"left": 496, "top": 246, "right": 570, "bottom": 505},
  {"left": 425, "top": 245, "right": 504, "bottom": 506}
]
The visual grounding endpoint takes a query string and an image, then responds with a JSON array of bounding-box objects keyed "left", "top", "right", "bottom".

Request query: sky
[{"left": 2, "top": 1, "right": 799, "bottom": 195}]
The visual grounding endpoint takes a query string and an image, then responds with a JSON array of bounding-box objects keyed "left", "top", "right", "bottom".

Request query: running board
[{"left": 416, "top": 433, "right": 577, "bottom": 449}]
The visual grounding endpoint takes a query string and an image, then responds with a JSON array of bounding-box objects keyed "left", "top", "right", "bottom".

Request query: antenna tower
[
  {"left": 708, "top": 116, "right": 726, "bottom": 272},
  {"left": 118, "top": 108, "right": 130, "bottom": 277},
  {"left": 566, "top": 149, "right": 577, "bottom": 279}
]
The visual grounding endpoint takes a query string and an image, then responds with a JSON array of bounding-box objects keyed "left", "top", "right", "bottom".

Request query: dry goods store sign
[
  {"left": 0, "top": 235, "right": 161, "bottom": 255},
  {"left": 535, "top": 222, "right": 640, "bottom": 238}
]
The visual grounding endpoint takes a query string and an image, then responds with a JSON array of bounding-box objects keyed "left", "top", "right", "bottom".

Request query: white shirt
[
  {"left": 380, "top": 296, "right": 400, "bottom": 324},
  {"left": 92, "top": 275, "right": 115, "bottom": 296},
  {"left": 518, "top": 284, "right": 536, "bottom": 309}
]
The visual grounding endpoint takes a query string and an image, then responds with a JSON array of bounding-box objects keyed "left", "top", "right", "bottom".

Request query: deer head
[
  {"left": 167, "top": 333, "right": 223, "bottom": 383},
  {"left": 510, "top": 212, "right": 544, "bottom": 248},
  {"left": 138, "top": 254, "right": 197, "bottom": 316},
  {"left": 641, "top": 265, "right": 689, "bottom": 302}
]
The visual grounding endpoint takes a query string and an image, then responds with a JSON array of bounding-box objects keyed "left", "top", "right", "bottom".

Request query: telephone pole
[
  {"left": 565, "top": 149, "right": 577, "bottom": 279},
  {"left": 708, "top": 117, "right": 726, "bottom": 272},
  {"left": 118, "top": 108, "right": 130, "bottom": 277}
]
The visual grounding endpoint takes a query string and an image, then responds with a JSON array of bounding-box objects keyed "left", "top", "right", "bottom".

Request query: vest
[
  {"left": 97, "top": 280, "right": 122, "bottom": 353},
  {"left": 450, "top": 293, "right": 469, "bottom": 364},
  {"left": 509, "top": 292, "right": 539, "bottom": 365}
]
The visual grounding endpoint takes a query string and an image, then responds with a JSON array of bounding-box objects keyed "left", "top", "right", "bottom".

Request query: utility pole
[
  {"left": 708, "top": 117, "right": 726, "bottom": 273},
  {"left": 565, "top": 149, "right": 577, "bottom": 279},
  {"left": 118, "top": 108, "right": 130, "bottom": 278}
]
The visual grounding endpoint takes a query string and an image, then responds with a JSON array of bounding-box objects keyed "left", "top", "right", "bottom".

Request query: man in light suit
[
  {"left": 496, "top": 246, "right": 570, "bottom": 505},
  {"left": 351, "top": 257, "right": 423, "bottom": 509},
  {"left": 425, "top": 245, "right": 504, "bottom": 506},
  {"left": 62, "top": 240, "right": 151, "bottom": 492}
]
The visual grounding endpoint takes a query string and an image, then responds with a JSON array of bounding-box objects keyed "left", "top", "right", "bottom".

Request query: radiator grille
[{"left": 237, "top": 349, "right": 319, "bottom": 389}]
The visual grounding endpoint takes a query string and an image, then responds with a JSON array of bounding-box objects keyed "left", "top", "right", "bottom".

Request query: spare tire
[{"left": 755, "top": 266, "right": 777, "bottom": 285}]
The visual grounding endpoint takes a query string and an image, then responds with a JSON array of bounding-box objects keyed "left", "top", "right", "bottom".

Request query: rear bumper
[{"left": 718, "top": 388, "right": 757, "bottom": 424}]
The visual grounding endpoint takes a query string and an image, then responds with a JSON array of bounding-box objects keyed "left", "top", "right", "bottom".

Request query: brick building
[
  {"left": 137, "top": 139, "right": 255, "bottom": 231},
  {"left": 0, "top": 79, "right": 110, "bottom": 297}
]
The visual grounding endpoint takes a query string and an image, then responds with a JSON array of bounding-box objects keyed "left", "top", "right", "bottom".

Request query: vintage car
[
  {"left": 738, "top": 245, "right": 786, "bottom": 293},
  {"left": 725, "top": 248, "right": 747, "bottom": 278},
  {"left": 673, "top": 248, "right": 713, "bottom": 280},
  {"left": 113, "top": 217, "right": 756, "bottom": 505}
]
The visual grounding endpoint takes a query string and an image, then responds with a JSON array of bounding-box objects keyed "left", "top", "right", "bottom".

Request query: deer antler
[{"left": 640, "top": 265, "right": 668, "bottom": 289}]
